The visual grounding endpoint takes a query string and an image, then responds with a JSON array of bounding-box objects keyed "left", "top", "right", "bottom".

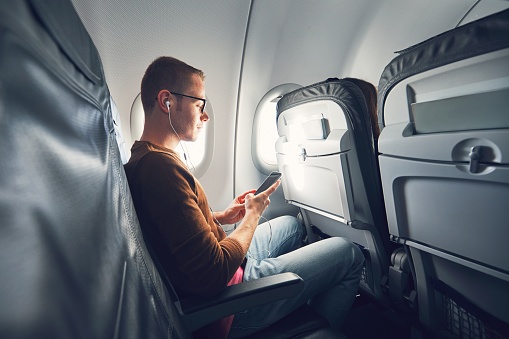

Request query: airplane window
[
  {"left": 252, "top": 83, "right": 302, "bottom": 173},
  {"left": 130, "top": 93, "right": 213, "bottom": 177}
]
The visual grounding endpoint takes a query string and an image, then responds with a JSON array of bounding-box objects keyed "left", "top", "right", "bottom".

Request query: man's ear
[{"left": 156, "top": 89, "right": 171, "bottom": 113}]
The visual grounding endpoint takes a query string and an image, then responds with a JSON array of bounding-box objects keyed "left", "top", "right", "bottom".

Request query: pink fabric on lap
[{"left": 193, "top": 266, "right": 244, "bottom": 339}]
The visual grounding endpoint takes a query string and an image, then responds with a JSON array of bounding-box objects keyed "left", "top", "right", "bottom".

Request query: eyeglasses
[{"left": 172, "top": 92, "right": 207, "bottom": 113}]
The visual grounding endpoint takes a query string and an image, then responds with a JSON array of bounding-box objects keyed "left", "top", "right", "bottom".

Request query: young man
[{"left": 124, "top": 56, "right": 364, "bottom": 338}]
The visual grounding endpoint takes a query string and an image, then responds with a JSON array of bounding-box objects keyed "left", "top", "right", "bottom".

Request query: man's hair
[
  {"left": 140, "top": 56, "right": 205, "bottom": 115},
  {"left": 343, "top": 77, "right": 379, "bottom": 138}
]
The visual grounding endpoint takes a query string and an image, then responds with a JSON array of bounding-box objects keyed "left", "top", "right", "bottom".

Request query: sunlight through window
[{"left": 252, "top": 83, "right": 302, "bottom": 173}]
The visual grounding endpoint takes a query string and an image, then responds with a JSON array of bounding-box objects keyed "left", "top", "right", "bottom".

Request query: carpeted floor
[{"left": 340, "top": 294, "right": 428, "bottom": 339}]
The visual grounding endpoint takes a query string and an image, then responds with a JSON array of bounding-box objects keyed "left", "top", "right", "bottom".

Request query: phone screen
[{"left": 255, "top": 171, "right": 282, "bottom": 195}]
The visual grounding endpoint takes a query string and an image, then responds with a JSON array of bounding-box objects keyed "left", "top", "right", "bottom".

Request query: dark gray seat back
[
  {"left": 0, "top": 0, "right": 187, "bottom": 337},
  {"left": 275, "top": 78, "right": 396, "bottom": 304},
  {"left": 378, "top": 8, "right": 509, "bottom": 338}
]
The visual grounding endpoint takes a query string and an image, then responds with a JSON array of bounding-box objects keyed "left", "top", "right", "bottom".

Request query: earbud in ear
[{"left": 165, "top": 100, "right": 170, "bottom": 110}]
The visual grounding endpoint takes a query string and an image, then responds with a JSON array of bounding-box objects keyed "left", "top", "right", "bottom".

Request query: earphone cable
[
  {"left": 168, "top": 108, "right": 195, "bottom": 171},
  {"left": 260, "top": 216, "right": 272, "bottom": 257}
]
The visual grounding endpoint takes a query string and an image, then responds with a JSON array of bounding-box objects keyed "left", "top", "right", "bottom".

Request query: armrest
[{"left": 176, "top": 272, "right": 304, "bottom": 331}]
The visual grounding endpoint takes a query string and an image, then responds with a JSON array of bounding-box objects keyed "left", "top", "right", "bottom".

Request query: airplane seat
[
  {"left": 110, "top": 97, "right": 129, "bottom": 165},
  {"left": 377, "top": 8, "right": 509, "bottom": 338},
  {"left": 0, "top": 0, "right": 343, "bottom": 338},
  {"left": 144, "top": 227, "right": 345, "bottom": 339},
  {"left": 0, "top": 0, "right": 189, "bottom": 337},
  {"left": 274, "top": 78, "right": 405, "bottom": 307}
]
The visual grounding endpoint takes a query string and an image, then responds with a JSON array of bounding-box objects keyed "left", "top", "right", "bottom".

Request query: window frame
[{"left": 251, "top": 83, "right": 302, "bottom": 174}]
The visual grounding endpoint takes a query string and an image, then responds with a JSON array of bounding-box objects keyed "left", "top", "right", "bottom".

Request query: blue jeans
[{"left": 228, "top": 215, "right": 365, "bottom": 338}]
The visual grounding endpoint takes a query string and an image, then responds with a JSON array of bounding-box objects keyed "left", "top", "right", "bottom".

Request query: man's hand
[
  {"left": 215, "top": 189, "right": 255, "bottom": 225},
  {"left": 215, "top": 179, "right": 280, "bottom": 225},
  {"left": 244, "top": 179, "right": 280, "bottom": 218},
  {"left": 224, "top": 180, "right": 280, "bottom": 253}
]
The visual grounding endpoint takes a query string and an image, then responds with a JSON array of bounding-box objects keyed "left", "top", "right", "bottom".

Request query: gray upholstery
[
  {"left": 378, "top": 8, "right": 509, "bottom": 338},
  {"left": 275, "top": 79, "right": 399, "bottom": 305},
  {"left": 0, "top": 0, "right": 184, "bottom": 337}
]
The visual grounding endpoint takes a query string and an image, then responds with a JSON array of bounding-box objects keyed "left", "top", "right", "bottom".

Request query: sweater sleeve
[{"left": 134, "top": 152, "right": 245, "bottom": 297}]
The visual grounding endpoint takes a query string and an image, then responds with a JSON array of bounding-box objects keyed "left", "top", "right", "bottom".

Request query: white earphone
[{"left": 166, "top": 98, "right": 176, "bottom": 130}]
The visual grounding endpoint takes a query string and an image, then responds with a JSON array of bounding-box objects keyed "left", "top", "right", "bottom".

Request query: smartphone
[{"left": 255, "top": 171, "right": 282, "bottom": 195}]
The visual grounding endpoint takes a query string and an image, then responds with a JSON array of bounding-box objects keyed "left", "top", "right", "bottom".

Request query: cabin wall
[
  {"left": 72, "top": 0, "right": 252, "bottom": 209},
  {"left": 71, "top": 0, "right": 509, "bottom": 216},
  {"left": 235, "top": 0, "right": 379, "bottom": 219},
  {"left": 234, "top": 0, "right": 478, "bottom": 218}
]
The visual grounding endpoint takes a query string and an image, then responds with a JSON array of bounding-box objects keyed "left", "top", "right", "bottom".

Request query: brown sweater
[{"left": 124, "top": 141, "right": 244, "bottom": 298}]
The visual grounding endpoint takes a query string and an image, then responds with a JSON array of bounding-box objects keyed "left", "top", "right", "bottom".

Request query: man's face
[{"left": 171, "top": 74, "right": 209, "bottom": 142}]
